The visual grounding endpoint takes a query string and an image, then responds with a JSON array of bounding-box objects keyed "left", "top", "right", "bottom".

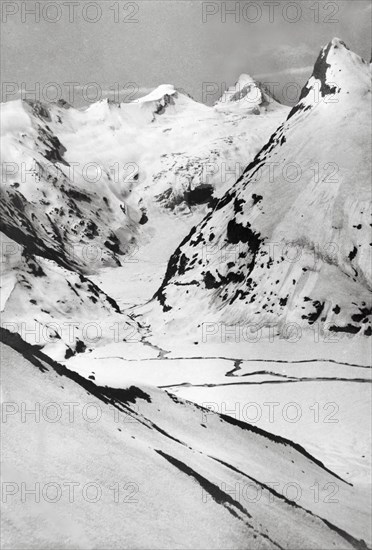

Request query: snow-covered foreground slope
[
  {"left": 1, "top": 328, "right": 371, "bottom": 549},
  {"left": 66, "top": 333, "right": 371, "bottom": 487},
  {"left": 146, "top": 39, "right": 371, "bottom": 338}
]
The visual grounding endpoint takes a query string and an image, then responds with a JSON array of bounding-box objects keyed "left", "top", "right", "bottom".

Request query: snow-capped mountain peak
[
  {"left": 289, "top": 37, "right": 370, "bottom": 121},
  {"left": 235, "top": 73, "right": 257, "bottom": 87},
  {"left": 131, "top": 83, "right": 207, "bottom": 118},
  {"left": 317, "top": 37, "right": 370, "bottom": 90},
  {"left": 134, "top": 84, "right": 178, "bottom": 103},
  {"left": 215, "top": 72, "right": 284, "bottom": 114}
]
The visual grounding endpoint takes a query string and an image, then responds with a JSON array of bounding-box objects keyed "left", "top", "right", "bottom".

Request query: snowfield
[{"left": 1, "top": 329, "right": 371, "bottom": 549}]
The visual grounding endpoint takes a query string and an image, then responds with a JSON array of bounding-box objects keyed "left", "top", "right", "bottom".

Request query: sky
[{"left": 1, "top": 0, "right": 371, "bottom": 106}]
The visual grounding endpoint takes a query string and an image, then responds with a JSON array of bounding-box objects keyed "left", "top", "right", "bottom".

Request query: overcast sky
[{"left": 1, "top": 0, "right": 371, "bottom": 105}]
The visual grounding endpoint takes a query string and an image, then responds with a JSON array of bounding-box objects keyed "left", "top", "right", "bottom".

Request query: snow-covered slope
[
  {"left": 149, "top": 39, "right": 372, "bottom": 337},
  {"left": 0, "top": 99, "right": 135, "bottom": 273},
  {"left": 0, "top": 232, "right": 139, "bottom": 360},
  {"left": 1, "top": 328, "right": 370, "bottom": 549}
]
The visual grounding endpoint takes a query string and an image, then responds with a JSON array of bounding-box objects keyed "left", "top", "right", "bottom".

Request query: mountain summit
[
  {"left": 215, "top": 73, "right": 285, "bottom": 113},
  {"left": 289, "top": 37, "right": 371, "bottom": 119}
]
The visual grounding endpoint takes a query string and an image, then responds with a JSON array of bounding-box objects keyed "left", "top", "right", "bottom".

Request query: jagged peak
[
  {"left": 216, "top": 74, "right": 259, "bottom": 104},
  {"left": 310, "top": 37, "right": 368, "bottom": 88},
  {"left": 287, "top": 38, "right": 370, "bottom": 120},
  {"left": 328, "top": 37, "right": 350, "bottom": 50},
  {"left": 236, "top": 73, "right": 256, "bottom": 86},
  {"left": 215, "top": 72, "right": 284, "bottom": 112}
]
